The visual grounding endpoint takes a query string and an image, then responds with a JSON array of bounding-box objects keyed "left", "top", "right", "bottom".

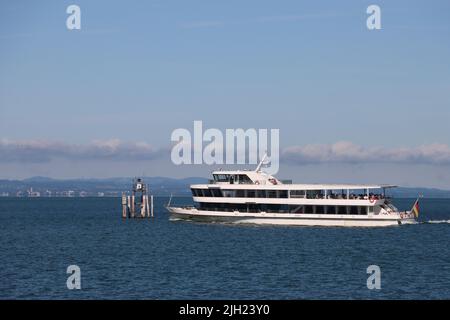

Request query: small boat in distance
[{"left": 167, "top": 155, "right": 420, "bottom": 227}]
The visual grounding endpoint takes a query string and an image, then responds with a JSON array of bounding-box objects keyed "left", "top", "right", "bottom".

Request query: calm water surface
[{"left": 1, "top": 197, "right": 449, "bottom": 299}]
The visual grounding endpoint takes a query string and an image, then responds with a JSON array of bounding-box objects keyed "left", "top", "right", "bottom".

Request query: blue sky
[{"left": 1, "top": 1, "right": 450, "bottom": 187}]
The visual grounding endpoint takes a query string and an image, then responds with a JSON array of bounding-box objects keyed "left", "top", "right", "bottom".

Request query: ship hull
[{"left": 167, "top": 207, "right": 416, "bottom": 227}]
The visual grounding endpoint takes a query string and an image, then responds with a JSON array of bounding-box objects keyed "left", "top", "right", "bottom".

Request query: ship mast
[{"left": 255, "top": 153, "right": 267, "bottom": 172}]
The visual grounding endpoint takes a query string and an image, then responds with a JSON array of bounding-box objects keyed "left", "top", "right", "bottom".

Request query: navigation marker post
[{"left": 121, "top": 178, "right": 154, "bottom": 219}]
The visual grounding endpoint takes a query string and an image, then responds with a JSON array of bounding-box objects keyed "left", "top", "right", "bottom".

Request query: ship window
[
  {"left": 360, "top": 206, "right": 367, "bottom": 215},
  {"left": 222, "top": 190, "right": 234, "bottom": 197},
  {"left": 214, "top": 174, "right": 229, "bottom": 182},
  {"left": 203, "top": 189, "right": 212, "bottom": 197},
  {"left": 315, "top": 206, "right": 325, "bottom": 214},
  {"left": 267, "top": 190, "right": 277, "bottom": 198},
  {"left": 237, "top": 174, "right": 253, "bottom": 184},
  {"left": 349, "top": 206, "right": 358, "bottom": 214},
  {"left": 246, "top": 190, "right": 256, "bottom": 198},
  {"left": 210, "top": 189, "right": 223, "bottom": 197},
  {"left": 236, "top": 189, "right": 245, "bottom": 197},
  {"left": 279, "top": 190, "right": 288, "bottom": 198},
  {"left": 368, "top": 206, "right": 374, "bottom": 213},
  {"left": 200, "top": 203, "right": 295, "bottom": 213},
  {"left": 306, "top": 190, "right": 323, "bottom": 199},
  {"left": 290, "top": 190, "right": 306, "bottom": 198},
  {"left": 338, "top": 206, "right": 347, "bottom": 214},
  {"left": 257, "top": 190, "right": 266, "bottom": 198},
  {"left": 200, "top": 202, "right": 217, "bottom": 210},
  {"left": 269, "top": 204, "right": 288, "bottom": 213},
  {"left": 327, "top": 206, "right": 337, "bottom": 214},
  {"left": 265, "top": 204, "right": 288, "bottom": 213},
  {"left": 305, "top": 205, "right": 313, "bottom": 214},
  {"left": 289, "top": 205, "right": 304, "bottom": 213}
]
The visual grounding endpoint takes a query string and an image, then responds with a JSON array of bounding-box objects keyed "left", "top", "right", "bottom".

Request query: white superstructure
[{"left": 167, "top": 158, "right": 418, "bottom": 227}]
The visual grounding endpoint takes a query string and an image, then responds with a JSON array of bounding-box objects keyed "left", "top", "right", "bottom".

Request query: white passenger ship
[{"left": 167, "top": 157, "right": 419, "bottom": 227}]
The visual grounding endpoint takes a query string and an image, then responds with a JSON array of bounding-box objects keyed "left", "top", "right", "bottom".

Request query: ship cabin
[{"left": 190, "top": 170, "right": 398, "bottom": 215}]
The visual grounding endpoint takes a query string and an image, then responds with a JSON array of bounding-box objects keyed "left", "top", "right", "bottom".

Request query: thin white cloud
[
  {"left": 282, "top": 141, "right": 450, "bottom": 165},
  {"left": 3, "top": 139, "right": 450, "bottom": 166},
  {"left": 0, "top": 139, "right": 166, "bottom": 163}
]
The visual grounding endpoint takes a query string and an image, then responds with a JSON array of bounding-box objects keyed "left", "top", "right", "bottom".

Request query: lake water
[{"left": 1, "top": 197, "right": 449, "bottom": 299}]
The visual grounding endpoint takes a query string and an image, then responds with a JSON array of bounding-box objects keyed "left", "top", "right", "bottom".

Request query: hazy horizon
[{"left": 1, "top": 1, "right": 450, "bottom": 188}]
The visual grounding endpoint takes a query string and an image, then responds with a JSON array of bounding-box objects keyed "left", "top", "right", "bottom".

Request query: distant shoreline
[{"left": 1, "top": 176, "right": 450, "bottom": 199}]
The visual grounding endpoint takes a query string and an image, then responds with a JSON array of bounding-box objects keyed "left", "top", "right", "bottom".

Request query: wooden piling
[
  {"left": 147, "top": 194, "right": 151, "bottom": 217},
  {"left": 127, "top": 196, "right": 131, "bottom": 218},
  {"left": 140, "top": 195, "right": 146, "bottom": 218},
  {"left": 122, "top": 178, "right": 154, "bottom": 219},
  {"left": 131, "top": 195, "right": 135, "bottom": 218},
  {"left": 121, "top": 193, "right": 127, "bottom": 218},
  {"left": 150, "top": 195, "right": 154, "bottom": 217}
]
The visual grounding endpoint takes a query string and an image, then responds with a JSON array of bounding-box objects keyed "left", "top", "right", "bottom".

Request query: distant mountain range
[
  {"left": 0, "top": 176, "right": 450, "bottom": 198},
  {"left": 0, "top": 176, "right": 208, "bottom": 197}
]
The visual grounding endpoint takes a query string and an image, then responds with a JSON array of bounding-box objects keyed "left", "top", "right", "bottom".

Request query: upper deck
[{"left": 206, "top": 170, "right": 396, "bottom": 191}]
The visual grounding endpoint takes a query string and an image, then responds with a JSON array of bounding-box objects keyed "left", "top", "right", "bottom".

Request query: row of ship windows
[
  {"left": 198, "top": 203, "right": 373, "bottom": 215},
  {"left": 192, "top": 189, "right": 363, "bottom": 199},
  {"left": 193, "top": 188, "right": 284, "bottom": 198}
]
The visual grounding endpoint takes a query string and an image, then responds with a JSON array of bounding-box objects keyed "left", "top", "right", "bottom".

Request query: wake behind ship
[{"left": 167, "top": 156, "right": 420, "bottom": 227}]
